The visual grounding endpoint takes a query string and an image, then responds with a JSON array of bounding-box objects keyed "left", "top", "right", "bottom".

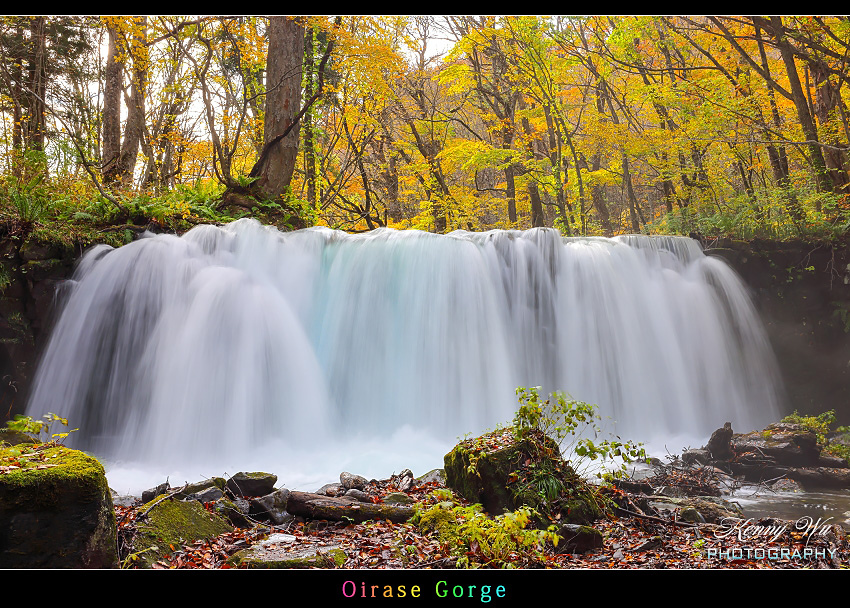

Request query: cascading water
[{"left": 25, "top": 219, "right": 783, "bottom": 494}]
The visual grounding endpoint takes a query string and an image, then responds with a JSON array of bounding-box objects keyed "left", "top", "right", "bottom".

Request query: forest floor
[{"left": 114, "top": 472, "right": 850, "bottom": 571}]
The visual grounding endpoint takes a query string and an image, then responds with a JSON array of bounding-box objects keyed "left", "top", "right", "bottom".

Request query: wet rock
[
  {"left": 111, "top": 494, "right": 140, "bottom": 507},
  {"left": 415, "top": 469, "right": 446, "bottom": 485},
  {"left": 141, "top": 481, "right": 170, "bottom": 503},
  {"left": 340, "top": 471, "right": 368, "bottom": 491},
  {"left": 225, "top": 472, "right": 277, "bottom": 497},
  {"left": 818, "top": 454, "right": 849, "bottom": 468},
  {"left": 445, "top": 427, "right": 602, "bottom": 524},
  {"left": 647, "top": 495, "right": 743, "bottom": 524},
  {"left": 316, "top": 482, "right": 344, "bottom": 497},
  {"left": 732, "top": 423, "right": 820, "bottom": 467},
  {"left": 249, "top": 488, "right": 292, "bottom": 526},
  {"left": 0, "top": 445, "right": 117, "bottom": 568},
  {"left": 213, "top": 497, "right": 253, "bottom": 528},
  {"left": 553, "top": 524, "right": 604, "bottom": 554},
  {"left": 185, "top": 486, "right": 224, "bottom": 503},
  {"left": 706, "top": 422, "right": 733, "bottom": 461},
  {"left": 228, "top": 535, "right": 346, "bottom": 569},
  {"left": 682, "top": 449, "right": 710, "bottom": 466},
  {"left": 679, "top": 507, "right": 707, "bottom": 523},
  {"left": 131, "top": 497, "right": 232, "bottom": 568},
  {"left": 175, "top": 478, "right": 226, "bottom": 499},
  {"left": 787, "top": 467, "right": 850, "bottom": 490},
  {"left": 383, "top": 492, "right": 416, "bottom": 505},
  {"left": 770, "top": 478, "right": 803, "bottom": 492}
]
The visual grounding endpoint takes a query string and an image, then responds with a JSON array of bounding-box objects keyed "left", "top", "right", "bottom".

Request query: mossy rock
[
  {"left": 0, "top": 429, "right": 35, "bottom": 447},
  {"left": 129, "top": 496, "right": 233, "bottom": 568},
  {"left": 0, "top": 444, "right": 117, "bottom": 568},
  {"left": 417, "top": 502, "right": 458, "bottom": 541},
  {"left": 444, "top": 427, "right": 602, "bottom": 524},
  {"left": 444, "top": 427, "right": 529, "bottom": 515}
]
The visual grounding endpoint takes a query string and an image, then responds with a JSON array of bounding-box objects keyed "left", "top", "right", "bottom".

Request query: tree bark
[
  {"left": 770, "top": 16, "right": 833, "bottom": 196},
  {"left": 257, "top": 16, "right": 304, "bottom": 201},
  {"left": 303, "top": 26, "right": 317, "bottom": 207},
  {"left": 26, "top": 17, "right": 47, "bottom": 153},
  {"left": 101, "top": 23, "right": 122, "bottom": 183}
]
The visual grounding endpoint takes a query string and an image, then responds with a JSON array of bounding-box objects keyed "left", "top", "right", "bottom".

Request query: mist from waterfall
[{"left": 25, "top": 219, "right": 783, "bottom": 494}]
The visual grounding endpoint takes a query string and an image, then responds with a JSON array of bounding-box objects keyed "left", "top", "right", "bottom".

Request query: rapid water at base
[{"left": 25, "top": 220, "right": 783, "bottom": 495}]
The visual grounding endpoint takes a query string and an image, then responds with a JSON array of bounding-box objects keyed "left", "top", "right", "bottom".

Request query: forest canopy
[{"left": 1, "top": 16, "right": 849, "bottom": 243}]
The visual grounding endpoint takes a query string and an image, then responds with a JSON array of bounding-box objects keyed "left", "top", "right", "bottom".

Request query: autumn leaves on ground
[
  {"left": 114, "top": 468, "right": 849, "bottom": 570},
  {"left": 112, "top": 396, "right": 850, "bottom": 571}
]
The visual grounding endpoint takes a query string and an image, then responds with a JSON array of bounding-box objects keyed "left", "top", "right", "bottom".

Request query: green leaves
[
  {"left": 513, "top": 386, "right": 646, "bottom": 479},
  {"left": 5, "top": 412, "right": 77, "bottom": 446}
]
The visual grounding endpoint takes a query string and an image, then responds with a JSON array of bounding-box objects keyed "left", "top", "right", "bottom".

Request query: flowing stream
[{"left": 25, "top": 219, "right": 783, "bottom": 496}]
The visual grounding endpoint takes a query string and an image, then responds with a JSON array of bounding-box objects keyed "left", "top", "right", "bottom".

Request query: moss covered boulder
[
  {"left": 0, "top": 444, "right": 117, "bottom": 568},
  {"left": 129, "top": 496, "right": 233, "bottom": 568},
  {"left": 444, "top": 427, "right": 603, "bottom": 524}
]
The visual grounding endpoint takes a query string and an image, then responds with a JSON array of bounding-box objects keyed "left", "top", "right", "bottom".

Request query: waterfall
[{"left": 25, "top": 219, "right": 783, "bottom": 493}]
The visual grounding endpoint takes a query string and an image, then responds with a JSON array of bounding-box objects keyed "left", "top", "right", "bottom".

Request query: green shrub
[
  {"left": 414, "top": 492, "right": 558, "bottom": 568},
  {"left": 781, "top": 409, "right": 850, "bottom": 465},
  {"left": 513, "top": 386, "right": 646, "bottom": 480}
]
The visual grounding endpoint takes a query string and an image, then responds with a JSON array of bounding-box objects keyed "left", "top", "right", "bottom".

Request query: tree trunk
[
  {"left": 26, "top": 17, "right": 47, "bottom": 153},
  {"left": 258, "top": 16, "right": 304, "bottom": 202},
  {"left": 811, "top": 60, "right": 850, "bottom": 191},
  {"left": 107, "top": 17, "right": 147, "bottom": 188},
  {"left": 101, "top": 23, "right": 122, "bottom": 183},
  {"left": 591, "top": 151, "right": 613, "bottom": 235},
  {"left": 303, "top": 26, "right": 317, "bottom": 207},
  {"left": 770, "top": 16, "right": 833, "bottom": 197}
]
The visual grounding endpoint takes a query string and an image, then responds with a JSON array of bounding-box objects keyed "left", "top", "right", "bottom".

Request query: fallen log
[{"left": 287, "top": 491, "right": 415, "bottom": 524}]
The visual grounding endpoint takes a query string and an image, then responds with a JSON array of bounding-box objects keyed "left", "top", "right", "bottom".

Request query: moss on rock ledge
[
  {"left": 129, "top": 496, "right": 233, "bottom": 568},
  {"left": 0, "top": 444, "right": 117, "bottom": 568},
  {"left": 444, "top": 427, "right": 603, "bottom": 525}
]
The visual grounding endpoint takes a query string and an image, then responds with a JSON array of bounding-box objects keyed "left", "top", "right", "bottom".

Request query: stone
[
  {"left": 818, "top": 454, "right": 849, "bottom": 468},
  {"left": 0, "top": 445, "right": 118, "bottom": 568},
  {"left": 771, "top": 478, "right": 803, "bottom": 492},
  {"left": 249, "top": 488, "right": 292, "bottom": 525},
  {"left": 19, "top": 239, "right": 61, "bottom": 262},
  {"left": 141, "top": 481, "right": 170, "bottom": 503},
  {"left": 647, "top": 495, "right": 743, "bottom": 524},
  {"left": 225, "top": 471, "right": 277, "bottom": 497},
  {"left": 444, "top": 427, "right": 602, "bottom": 524},
  {"left": 383, "top": 492, "right": 416, "bottom": 505},
  {"left": 0, "top": 428, "right": 35, "bottom": 447},
  {"left": 228, "top": 537, "right": 346, "bottom": 569},
  {"left": 787, "top": 467, "right": 850, "bottom": 489},
  {"left": 213, "top": 497, "right": 253, "bottom": 528},
  {"left": 175, "top": 478, "right": 226, "bottom": 499},
  {"left": 682, "top": 449, "right": 710, "bottom": 466},
  {"left": 553, "top": 524, "right": 604, "bottom": 554},
  {"left": 184, "top": 486, "right": 224, "bottom": 504},
  {"left": 732, "top": 424, "right": 820, "bottom": 467},
  {"left": 130, "top": 497, "right": 233, "bottom": 568},
  {"left": 679, "top": 507, "right": 707, "bottom": 523},
  {"left": 415, "top": 469, "right": 446, "bottom": 485},
  {"left": 706, "top": 422, "right": 733, "bottom": 461},
  {"left": 112, "top": 494, "right": 140, "bottom": 507},
  {"left": 316, "top": 483, "right": 344, "bottom": 497},
  {"left": 340, "top": 471, "right": 367, "bottom": 491}
]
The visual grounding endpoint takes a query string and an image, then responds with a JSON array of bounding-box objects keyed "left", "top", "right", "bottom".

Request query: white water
[{"left": 25, "top": 219, "right": 783, "bottom": 495}]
